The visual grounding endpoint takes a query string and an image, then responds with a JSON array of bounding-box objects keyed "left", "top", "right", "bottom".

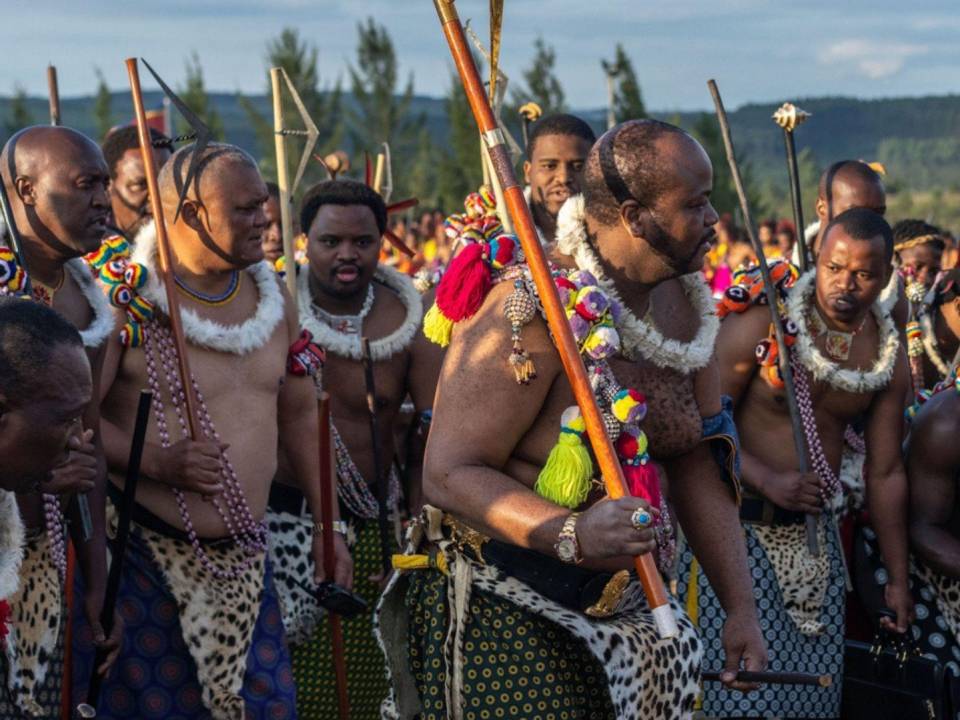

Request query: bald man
[
  {"left": 810, "top": 160, "right": 887, "bottom": 260},
  {"left": 0, "top": 126, "right": 119, "bottom": 718},
  {"left": 81, "top": 142, "right": 351, "bottom": 719},
  {"left": 379, "top": 120, "right": 764, "bottom": 719}
]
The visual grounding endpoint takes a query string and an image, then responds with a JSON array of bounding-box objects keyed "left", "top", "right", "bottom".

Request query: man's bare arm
[
  {"left": 865, "top": 350, "right": 913, "bottom": 630},
  {"left": 404, "top": 307, "right": 444, "bottom": 515},
  {"left": 424, "top": 283, "right": 655, "bottom": 568},
  {"left": 716, "top": 306, "right": 768, "bottom": 408},
  {"left": 908, "top": 393, "right": 960, "bottom": 579}
]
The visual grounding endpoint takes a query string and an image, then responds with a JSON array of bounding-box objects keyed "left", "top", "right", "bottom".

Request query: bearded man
[
  {"left": 705, "top": 208, "right": 912, "bottom": 718},
  {"left": 80, "top": 142, "right": 351, "bottom": 719},
  {"left": 265, "top": 179, "right": 435, "bottom": 718},
  {"left": 379, "top": 119, "right": 765, "bottom": 720},
  {"left": 0, "top": 126, "right": 119, "bottom": 718}
]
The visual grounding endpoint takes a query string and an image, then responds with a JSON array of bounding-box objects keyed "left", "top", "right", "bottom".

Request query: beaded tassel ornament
[{"left": 503, "top": 277, "right": 537, "bottom": 383}]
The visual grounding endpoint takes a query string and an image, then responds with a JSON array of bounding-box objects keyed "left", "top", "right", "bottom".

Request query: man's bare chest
[{"left": 323, "top": 351, "right": 409, "bottom": 416}]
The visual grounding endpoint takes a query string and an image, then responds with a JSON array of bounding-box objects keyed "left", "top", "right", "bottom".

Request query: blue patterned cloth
[
  {"left": 72, "top": 530, "right": 297, "bottom": 719},
  {"left": 678, "top": 521, "right": 845, "bottom": 718}
]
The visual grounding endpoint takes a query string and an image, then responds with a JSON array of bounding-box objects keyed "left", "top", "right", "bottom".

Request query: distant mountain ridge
[{"left": 3, "top": 91, "right": 958, "bottom": 193}]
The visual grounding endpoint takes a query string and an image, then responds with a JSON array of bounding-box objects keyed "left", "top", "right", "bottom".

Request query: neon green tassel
[
  {"left": 534, "top": 407, "right": 594, "bottom": 509},
  {"left": 423, "top": 303, "right": 455, "bottom": 347}
]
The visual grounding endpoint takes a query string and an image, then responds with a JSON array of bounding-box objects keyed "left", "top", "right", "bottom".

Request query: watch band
[
  {"left": 555, "top": 511, "right": 583, "bottom": 564},
  {"left": 312, "top": 520, "right": 348, "bottom": 537}
]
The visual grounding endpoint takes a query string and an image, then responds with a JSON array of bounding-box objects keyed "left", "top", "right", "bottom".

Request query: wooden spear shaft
[
  {"left": 126, "top": 58, "right": 200, "bottom": 438},
  {"left": 270, "top": 68, "right": 298, "bottom": 305},
  {"left": 783, "top": 129, "right": 809, "bottom": 272},
  {"left": 707, "top": 79, "right": 819, "bottom": 555},
  {"left": 47, "top": 65, "right": 61, "bottom": 126},
  {"left": 317, "top": 392, "right": 350, "bottom": 719},
  {"left": 432, "top": 0, "right": 676, "bottom": 638}
]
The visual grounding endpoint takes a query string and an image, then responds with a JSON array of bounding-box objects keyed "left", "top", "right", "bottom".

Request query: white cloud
[{"left": 819, "top": 39, "right": 928, "bottom": 79}]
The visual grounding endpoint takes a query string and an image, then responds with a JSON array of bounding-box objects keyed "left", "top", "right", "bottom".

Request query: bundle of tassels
[
  {"left": 717, "top": 259, "right": 798, "bottom": 319},
  {"left": 423, "top": 188, "right": 521, "bottom": 347},
  {"left": 85, "top": 236, "right": 154, "bottom": 347},
  {"left": 0, "top": 247, "right": 27, "bottom": 293}
]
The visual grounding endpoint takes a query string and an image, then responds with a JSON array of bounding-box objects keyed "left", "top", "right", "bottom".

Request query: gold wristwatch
[
  {"left": 554, "top": 512, "right": 583, "bottom": 564},
  {"left": 312, "top": 520, "right": 348, "bottom": 537}
]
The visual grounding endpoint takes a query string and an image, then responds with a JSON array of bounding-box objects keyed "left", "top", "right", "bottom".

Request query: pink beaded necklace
[
  {"left": 791, "top": 357, "right": 843, "bottom": 501},
  {"left": 143, "top": 318, "right": 267, "bottom": 579}
]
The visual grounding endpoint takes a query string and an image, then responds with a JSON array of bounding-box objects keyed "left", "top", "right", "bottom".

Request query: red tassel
[
  {"left": 435, "top": 242, "right": 492, "bottom": 322},
  {"left": 623, "top": 461, "right": 661, "bottom": 509}
]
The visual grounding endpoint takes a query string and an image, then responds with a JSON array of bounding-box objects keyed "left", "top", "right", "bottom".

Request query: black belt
[
  {"left": 107, "top": 481, "right": 239, "bottom": 547},
  {"left": 739, "top": 494, "right": 805, "bottom": 527},
  {"left": 268, "top": 481, "right": 308, "bottom": 517}
]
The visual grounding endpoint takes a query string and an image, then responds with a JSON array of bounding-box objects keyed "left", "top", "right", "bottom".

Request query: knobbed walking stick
[
  {"left": 708, "top": 79, "right": 819, "bottom": 556},
  {"left": 773, "top": 103, "right": 812, "bottom": 270},
  {"left": 432, "top": 0, "right": 677, "bottom": 638},
  {"left": 47, "top": 65, "right": 61, "bottom": 126},
  {"left": 76, "top": 391, "right": 153, "bottom": 719},
  {"left": 316, "top": 392, "right": 351, "bottom": 719}
]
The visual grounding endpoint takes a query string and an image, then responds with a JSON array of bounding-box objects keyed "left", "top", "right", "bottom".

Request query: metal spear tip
[
  {"left": 519, "top": 102, "right": 543, "bottom": 122},
  {"left": 772, "top": 102, "right": 811, "bottom": 132}
]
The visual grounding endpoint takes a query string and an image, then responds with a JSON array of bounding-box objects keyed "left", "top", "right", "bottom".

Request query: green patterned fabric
[
  {"left": 292, "top": 519, "right": 389, "bottom": 719},
  {"left": 405, "top": 568, "right": 615, "bottom": 720}
]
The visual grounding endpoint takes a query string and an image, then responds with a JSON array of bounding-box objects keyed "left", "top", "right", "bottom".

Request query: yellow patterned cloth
[{"left": 292, "top": 519, "right": 390, "bottom": 718}]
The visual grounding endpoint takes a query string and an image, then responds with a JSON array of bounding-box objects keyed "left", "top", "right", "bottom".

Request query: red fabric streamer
[{"left": 435, "top": 242, "right": 492, "bottom": 322}]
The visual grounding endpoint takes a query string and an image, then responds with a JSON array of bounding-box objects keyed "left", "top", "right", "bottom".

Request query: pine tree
[
  {"left": 240, "top": 28, "right": 343, "bottom": 188},
  {"left": 605, "top": 44, "right": 646, "bottom": 123},
  {"left": 179, "top": 52, "right": 224, "bottom": 141},
  {"left": 690, "top": 113, "right": 765, "bottom": 220},
  {"left": 512, "top": 38, "right": 566, "bottom": 115},
  {"left": 347, "top": 18, "right": 420, "bottom": 196},
  {"left": 436, "top": 73, "right": 483, "bottom": 211},
  {"left": 93, "top": 68, "right": 113, "bottom": 141},
  {"left": 5, "top": 86, "right": 34, "bottom": 136}
]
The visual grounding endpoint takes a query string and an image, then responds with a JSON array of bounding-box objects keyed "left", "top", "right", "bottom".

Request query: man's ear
[
  {"left": 180, "top": 199, "right": 206, "bottom": 233},
  {"left": 815, "top": 196, "right": 828, "bottom": 223},
  {"left": 619, "top": 200, "right": 646, "bottom": 238},
  {"left": 14, "top": 176, "right": 37, "bottom": 206},
  {"left": 523, "top": 160, "right": 532, "bottom": 187}
]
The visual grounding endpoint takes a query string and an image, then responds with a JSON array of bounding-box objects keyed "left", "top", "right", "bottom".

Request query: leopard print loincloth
[
  {"left": 752, "top": 519, "right": 830, "bottom": 635},
  {"left": 140, "top": 528, "right": 265, "bottom": 720},
  {"left": 2, "top": 529, "right": 61, "bottom": 718},
  {"left": 914, "top": 559, "right": 960, "bottom": 649}
]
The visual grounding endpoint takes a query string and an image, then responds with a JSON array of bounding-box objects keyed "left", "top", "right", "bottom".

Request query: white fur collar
[
  {"left": 555, "top": 194, "right": 719, "bottom": 371},
  {"left": 65, "top": 258, "right": 114, "bottom": 349},
  {"left": 920, "top": 310, "right": 952, "bottom": 379},
  {"left": 131, "top": 223, "right": 285, "bottom": 355},
  {"left": 0, "top": 490, "right": 24, "bottom": 601},
  {"left": 298, "top": 263, "right": 422, "bottom": 361},
  {"left": 788, "top": 269, "right": 900, "bottom": 393}
]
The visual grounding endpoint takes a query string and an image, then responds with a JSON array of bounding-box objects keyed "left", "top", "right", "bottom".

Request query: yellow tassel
[
  {"left": 423, "top": 303, "right": 455, "bottom": 347},
  {"left": 392, "top": 551, "right": 449, "bottom": 575},
  {"left": 534, "top": 421, "right": 594, "bottom": 509}
]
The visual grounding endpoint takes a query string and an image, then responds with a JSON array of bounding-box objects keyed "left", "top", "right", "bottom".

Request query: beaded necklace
[
  {"left": 791, "top": 358, "right": 843, "bottom": 501},
  {"left": 143, "top": 318, "right": 267, "bottom": 579},
  {"left": 174, "top": 270, "right": 242, "bottom": 307},
  {"left": 331, "top": 424, "right": 400, "bottom": 520},
  {"left": 309, "top": 284, "right": 375, "bottom": 336}
]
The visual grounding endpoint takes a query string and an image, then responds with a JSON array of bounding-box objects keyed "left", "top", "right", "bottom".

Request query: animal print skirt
[
  {"left": 678, "top": 519, "right": 844, "bottom": 718},
  {"left": 376, "top": 507, "right": 701, "bottom": 720},
  {"left": 71, "top": 527, "right": 296, "bottom": 720}
]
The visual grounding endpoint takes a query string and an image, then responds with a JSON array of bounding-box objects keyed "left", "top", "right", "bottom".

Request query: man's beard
[{"left": 644, "top": 216, "right": 705, "bottom": 275}]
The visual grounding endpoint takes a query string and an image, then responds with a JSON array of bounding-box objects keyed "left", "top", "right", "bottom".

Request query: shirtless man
[
  {"left": 810, "top": 161, "right": 886, "bottom": 259},
  {"left": 101, "top": 125, "right": 173, "bottom": 241},
  {"left": 85, "top": 142, "right": 351, "bottom": 719},
  {"left": 903, "top": 369, "right": 960, "bottom": 704},
  {"left": 524, "top": 113, "right": 596, "bottom": 245},
  {"left": 0, "top": 299, "right": 92, "bottom": 664},
  {"left": 272, "top": 179, "right": 435, "bottom": 717},
  {"left": 712, "top": 208, "right": 912, "bottom": 718},
  {"left": 380, "top": 119, "right": 765, "bottom": 719},
  {"left": 0, "top": 126, "right": 119, "bottom": 718}
]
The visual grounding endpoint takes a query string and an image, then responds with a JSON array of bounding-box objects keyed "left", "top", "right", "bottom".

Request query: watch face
[{"left": 557, "top": 538, "right": 577, "bottom": 563}]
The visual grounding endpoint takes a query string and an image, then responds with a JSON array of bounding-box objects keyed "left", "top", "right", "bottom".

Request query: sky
[{"left": 2, "top": 0, "right": 959, "bottom": 111}]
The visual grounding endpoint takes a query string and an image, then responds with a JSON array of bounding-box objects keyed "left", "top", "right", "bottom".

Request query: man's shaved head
[
  {"left": 582, "top": 119, "right": 698, "bottom": 226},
  {"left": 157, "top": 142, "right": 268, "bottom": 269},
  {"left": 817, "top": 160, "right": 886, "bottom": 219},
  {"left": 157, "top": 142, "right": 259, "bottom": 216},
  {"left": 0, "top": 126, "right": 110, "bottom": 256}
]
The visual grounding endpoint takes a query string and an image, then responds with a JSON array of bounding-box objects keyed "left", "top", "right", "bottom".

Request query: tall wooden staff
[
  {"left": 47, "top": 65, "right": 61, "bottom": 126},
  {"left": 432, "top": 0, "right": 676, "bottom": 638},
  {"left": 125, "top": 58, "right": 200, "bottom": 437},
  {"left": 316, "top": 392, "right": 351, "bottom": 719},
  {"left": 708, "top": 80, "right": 819, "bottom": 555},
  {"left": 773, "top": 103, "right": 812, "bottom": 271},
  {"left": 271, "top": 66, "right": 320, "bottom": 306}
]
